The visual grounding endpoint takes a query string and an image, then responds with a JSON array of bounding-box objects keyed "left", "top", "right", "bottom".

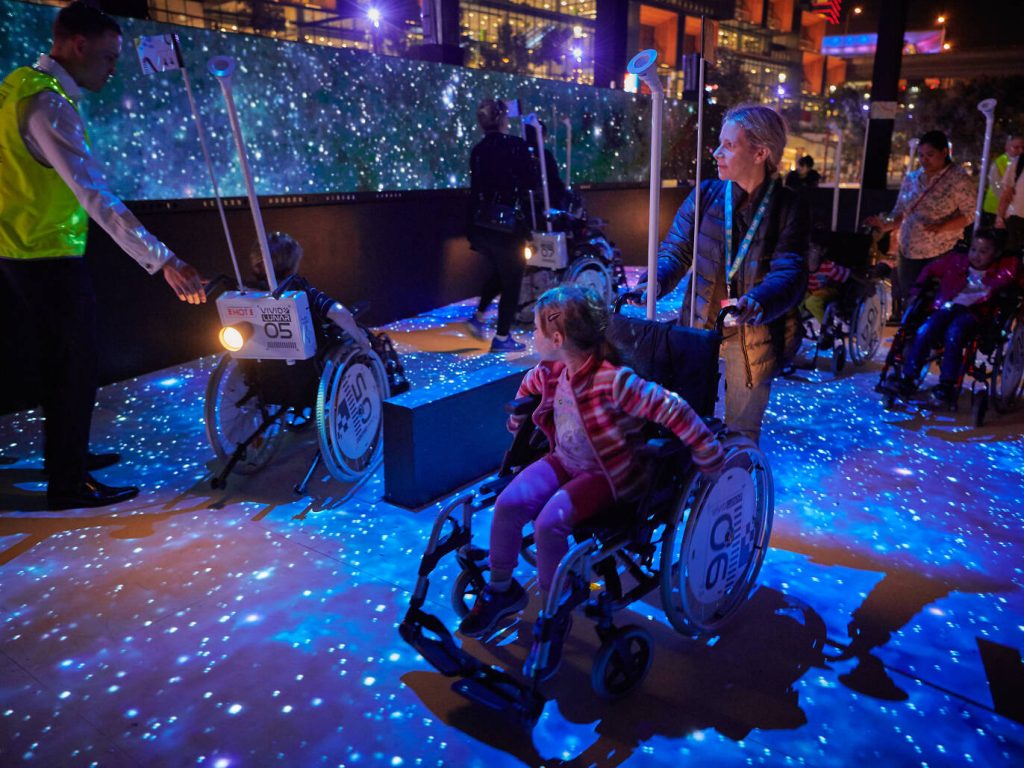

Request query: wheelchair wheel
[
  {"left": 316, "top": 345, "right": 389, "bottom": 483},
  {"left": 659, "top": 434, "right": 774, "bottom": 638},
  {"left": 591, "top": 625, "right": 653, "bottom": 699},
  {"left": 849, "top": 288, "right": 883, "bottom": 364},
  {"left": 204, "top": 355, "right": 285, "bottom": 474},
  {"left": 990, "top": 316, "right": 1024, "bottom": 413},
  {"left": 564, "top": 257, "right": 613, "bottom": 306},
  {"left": 451, "top": 567, "right": 489, "bottom": 619}
]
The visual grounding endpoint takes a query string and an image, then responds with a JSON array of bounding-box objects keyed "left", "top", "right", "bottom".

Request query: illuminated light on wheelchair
[{"left": 218, "top": 323, "right": 252, "bottom": 353}]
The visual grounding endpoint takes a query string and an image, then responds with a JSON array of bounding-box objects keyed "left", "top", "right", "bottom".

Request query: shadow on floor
[{"left": 402, "top": 587, "right": 828, "bottom": 767}]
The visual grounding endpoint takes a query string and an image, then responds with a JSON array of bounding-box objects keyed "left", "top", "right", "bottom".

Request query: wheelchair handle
[
  {"left": 271, "top": 272, "right": 300, "bottom": 299},
  {"left": 614, "top": 291, "right": 643, "bottom": 313},
  {"left": 202, "top": 273, "right": 233, "bottom": 302},
  {"left": 715, "top": 305, "right": 740, "bottom": 335}
]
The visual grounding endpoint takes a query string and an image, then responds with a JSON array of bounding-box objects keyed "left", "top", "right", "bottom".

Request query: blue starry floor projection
[{"left": 1, "top": 271, "right": 1022, "bottom": 767}]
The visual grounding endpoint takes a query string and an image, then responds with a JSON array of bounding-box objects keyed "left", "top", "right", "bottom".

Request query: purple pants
[{"left": 489, "top": 455, "right": 615, "bottom": 593}]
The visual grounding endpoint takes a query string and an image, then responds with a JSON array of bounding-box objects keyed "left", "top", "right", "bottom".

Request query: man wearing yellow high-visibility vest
[{"left": 0, "top": 2, "right": 205, "bottom": 510}]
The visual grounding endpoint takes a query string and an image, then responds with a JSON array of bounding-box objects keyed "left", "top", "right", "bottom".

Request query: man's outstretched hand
[{"left": 163, "top": 256, "right": 206, "bottom": 304}]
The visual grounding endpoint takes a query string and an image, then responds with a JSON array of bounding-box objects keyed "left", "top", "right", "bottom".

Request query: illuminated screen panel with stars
[{"left": 0, "top": 0, "right": 689, "bottom": 201}]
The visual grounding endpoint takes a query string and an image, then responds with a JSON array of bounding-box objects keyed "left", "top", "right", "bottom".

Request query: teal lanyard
[{"left": 724, "top": 179, "right": 775, "bottom": 296}]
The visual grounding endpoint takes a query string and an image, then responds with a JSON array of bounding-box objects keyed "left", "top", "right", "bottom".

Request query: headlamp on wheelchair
[{"left": 218, "top": 322, "right": 253, "bottom": 352}]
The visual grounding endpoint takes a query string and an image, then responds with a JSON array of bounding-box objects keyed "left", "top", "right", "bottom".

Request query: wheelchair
[
  {"left": 794, "top": 231, "right": 893, "bottom": 375},
  {"left": 400, "top": 302, "right": 774, "bottom": 723},
  {"left": 515, "top": 203, "right": 628, "bottom": 324},
  {"left": 203, "top": 280, "right": 409, "bottom": 492},
  {"left": 876, "top": 279, "right": 1024, "bottom": 426}
]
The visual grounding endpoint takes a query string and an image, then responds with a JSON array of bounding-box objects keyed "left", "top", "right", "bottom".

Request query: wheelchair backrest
[
  {"left": 607, "top": 314, "right": 720, "bottom": 418},
  {"left": 824, "top": 231, "right": 873, "bottom": 270}
]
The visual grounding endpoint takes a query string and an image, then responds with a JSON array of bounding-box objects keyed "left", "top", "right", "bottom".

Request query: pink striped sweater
[{"left": 509, "top": 356, "right": 725, "bottom": 500}]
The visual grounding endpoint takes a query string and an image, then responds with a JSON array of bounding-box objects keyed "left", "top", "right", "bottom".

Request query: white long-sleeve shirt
[
  {"left": 1000, "top": 156, "right": 1024, "bottom": 219},
  {"left": 16, "top": 55, "right": 173, "bottom": 274}
]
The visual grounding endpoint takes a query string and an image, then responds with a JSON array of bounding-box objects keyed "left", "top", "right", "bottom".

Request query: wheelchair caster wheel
[
  {"left": 591, "top": 625, "right": 653, "bottom": 699},
  {"left": 830, "top": 344, "right": 846, "bottom": 375},
  {"left": 451, "top": 567, "right": 489, "bottom": 619},
  {"left": 972, "top": 392, "right": 988, "bottom": 427}
]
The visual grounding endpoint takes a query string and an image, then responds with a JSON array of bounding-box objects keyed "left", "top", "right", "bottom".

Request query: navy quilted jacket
[{"left": 655, "top": 178, "right": 809, "bottom": 387}]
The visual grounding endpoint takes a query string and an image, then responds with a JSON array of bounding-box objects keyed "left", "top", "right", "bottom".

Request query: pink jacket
[
  {"left": 912, "top": 251, "right": 1019, "bottom": 318},
  {"left": 510, "top": 356, "right": 724, "bottom": 500}
]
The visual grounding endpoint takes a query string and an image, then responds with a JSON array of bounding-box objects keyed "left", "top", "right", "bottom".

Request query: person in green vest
[
  {"left": 0, "top": 1, "right": 205, "bottom": 510},
  {"left": 982, "top": 133, "right": 1022, "bottom": 228}
]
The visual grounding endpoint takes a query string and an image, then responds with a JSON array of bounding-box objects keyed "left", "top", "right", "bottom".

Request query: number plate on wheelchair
[
  {"left": 216, "top": 290, "right": 317, "bottom": 360},
  {"left": 528, "top": 232, "right": 569, "bottom": 270},
  {"left": 688, "top": 468, "right": 758, "bottom": 605}
]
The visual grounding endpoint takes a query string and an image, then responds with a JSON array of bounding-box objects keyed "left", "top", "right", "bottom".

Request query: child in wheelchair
[
  {"left": 249, "top": 232, "right": 408, "bottom": 394},
  {"left": 457, "top": 285, "right": 725, "bottom": 679},
  {"left": 886, "top": 228, "right": 1019, "bottom": 407},
  {"left": 802, "top": 232, "right": 852, "bottom": 346}
]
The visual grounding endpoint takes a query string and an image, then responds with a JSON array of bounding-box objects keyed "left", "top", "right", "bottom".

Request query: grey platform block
[{"left": 383, "top": 363, "right": 527, "bottom": 509}]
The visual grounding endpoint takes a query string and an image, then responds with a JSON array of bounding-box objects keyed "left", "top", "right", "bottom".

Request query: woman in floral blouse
[{"left": 865, "top": 130, "right": 976, "bottom": 315}]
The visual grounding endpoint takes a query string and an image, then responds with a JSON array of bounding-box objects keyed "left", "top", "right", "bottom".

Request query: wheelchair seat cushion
[{"left": 607, "top": 314, "right": 719, "bottom": 418}]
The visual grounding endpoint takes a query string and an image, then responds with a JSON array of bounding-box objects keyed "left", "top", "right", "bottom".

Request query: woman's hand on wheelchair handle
[{"left": 735, "top": 295, "right": 764, "bottom": 325}]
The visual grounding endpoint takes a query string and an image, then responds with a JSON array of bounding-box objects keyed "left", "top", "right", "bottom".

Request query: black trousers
[
  {"left": 0, "top": 257, "right": 98, "bottom": 491},
  {"left": 472, "top": 230, "right": 526, "bottom": 337}
]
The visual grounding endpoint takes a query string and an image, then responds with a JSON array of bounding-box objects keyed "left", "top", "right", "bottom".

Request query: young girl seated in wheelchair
[
  {"left": 458, "top": 285, "right": 725, "bottom": 670},
  {"left": 892, "top": 228, "right": 1019, "bottom": 406}
]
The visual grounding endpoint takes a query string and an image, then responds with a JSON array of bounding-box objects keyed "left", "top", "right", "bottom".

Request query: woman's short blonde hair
[{"left": 723, "top": 104, "right": 788, "bottom": 176}]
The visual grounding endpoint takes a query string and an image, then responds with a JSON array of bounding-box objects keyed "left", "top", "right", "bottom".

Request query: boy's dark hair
[
  {"left": 798, "top": 155, "right": 814, "bottom": 168},
  {"left": 250, "top": 232, "right": 303, "bottom": 282},
  {"left": 973, "top": 228, "right": 1004, "bottom": 249},
  {"left": 535, "top": 285, "right": 620, "bottom": 364},
  {"left": 54, "top": 2, "right": 122, "bottom": 40}
]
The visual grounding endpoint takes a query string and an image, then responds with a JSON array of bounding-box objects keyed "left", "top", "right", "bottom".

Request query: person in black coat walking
[{"left": 465, "top": 98, "right": 539, "bottom": 352}]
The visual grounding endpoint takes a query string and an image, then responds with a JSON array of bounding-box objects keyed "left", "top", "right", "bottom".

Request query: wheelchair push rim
[
  {"left": 991, "top": 314, "right": 1024, "bottom": 412},
  {"left": 204, "top": 354, "right": 286, "bottom": 474},
  {"left": 565, "top": 257, "right": 613, "bottom": 306},
  {"left": 659, "top": 434, "right": 774, "bottom": 637},
  {"left": 316, "top": 345, "right": 389, "bottom": 483}
]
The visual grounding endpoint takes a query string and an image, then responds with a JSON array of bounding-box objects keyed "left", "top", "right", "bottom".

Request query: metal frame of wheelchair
[
  {"left": 796, "top": 228, "right": 893, "bottom": 375},
  {"left": 876, "top": 282, "right": 1024, "bottom": 426},
  {"left": 204, "top": 309, "right": 407, "bottom": 493},
  {"left": 516, "top": 210, "right": 628, "bottom": 324},
  {"left": 399, "top": 308, "right": 774, "bottom": 723},
  {"left": 798, "top": 272, "right": 892, "bottom": 375}
]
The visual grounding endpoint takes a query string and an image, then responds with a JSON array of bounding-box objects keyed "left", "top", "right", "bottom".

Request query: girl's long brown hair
[{"left": 535, "top": 285, "right": 620, "bottom": 365}]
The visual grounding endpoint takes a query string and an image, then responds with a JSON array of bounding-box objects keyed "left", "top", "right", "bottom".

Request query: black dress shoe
[
  {"left": 47, "top": 474, "right": 139, "bottom": 510},
  {"left": 44, "top": 452, "right": 121, "bottom": 476}
]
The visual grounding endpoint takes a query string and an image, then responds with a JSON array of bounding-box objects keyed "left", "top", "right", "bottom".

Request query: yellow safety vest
[
  {"left": 0, "top": 67, "right": 88, "bottom": 260},
  {"left": 983, "top": 153, "right": 1010, "bottom": 215}
]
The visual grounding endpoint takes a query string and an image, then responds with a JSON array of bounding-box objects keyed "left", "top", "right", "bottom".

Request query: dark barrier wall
[{"left": 1, "top": 185, "right": 688, "bottom": 414}]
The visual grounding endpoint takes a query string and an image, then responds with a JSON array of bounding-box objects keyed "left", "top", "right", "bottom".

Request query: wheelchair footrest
[
  {"left": 399, "top": 609, "right": 480, "bottom": 678},
  {"left": 451, "top": 674, "right": 544, "bottom": 723}
]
